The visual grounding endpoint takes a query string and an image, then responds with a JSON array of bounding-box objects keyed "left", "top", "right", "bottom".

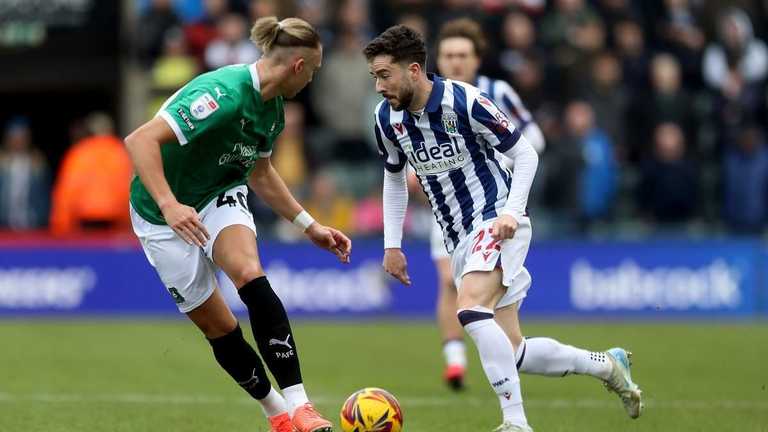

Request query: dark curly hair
[
  {"left": 363, "top": 25, "right": 427, "bottom": 68},
  {"left": 437, "top": 18, "right": 487, "bottom": 58}
]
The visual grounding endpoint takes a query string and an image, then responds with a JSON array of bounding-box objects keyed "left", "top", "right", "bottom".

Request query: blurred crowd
[{"left": 3, "top": 0, "right": 768, "bottom": 240}]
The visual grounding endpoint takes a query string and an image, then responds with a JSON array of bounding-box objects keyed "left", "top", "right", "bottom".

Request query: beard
[{"left": 389, "top": 84, "right": 415, "bottom": 111}]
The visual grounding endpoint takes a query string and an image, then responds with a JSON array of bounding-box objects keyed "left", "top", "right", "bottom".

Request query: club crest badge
[{"left": 442, "top": 112, "right": 458, "bottom": 134}]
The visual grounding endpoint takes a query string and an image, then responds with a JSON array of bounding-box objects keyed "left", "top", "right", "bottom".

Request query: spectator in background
[
  {"left": 724, "top": 125, "right": 768, "bottom": 233},
  {"left": 433, "top": 0, "right": 482, "bottom": 31},
  {"left": 152, "top": 27, "right": 199, "bottom": 89},
  {"left": 336, "top": 0, "right": 371, "bottom": 39},
  {"left": 705, "top": 10, "right": 767, "bottom": 155},
  {"left": 0, "top": 118, "right": 49, "bottom": 230},
  {"left": 639, "top": 123, "right": 698, "bottom": 224},
  {"left": 595, "top": 0, "right": 638, "bottom": 33},
  {"left": 508, "top": 0, "right": 546, "bottom": 16},
  {"left": 397, "top": 13, "right": 428, "bottom": 40},
  {"left": 271, "top": 102, "right": 308, "bottom": 191},
  {"left": 628, "top": 53, "right": 693, "bottom": 160},
  {"left": 311, "top": 26, "right": 374, "bottom": 162},
  {"left": 582, "top": 52, "right": 627, "bottom": 151},
  {"left": 509, "top": 53, "right": 546, "bottom": 112},
  {"left": 205, "top": 13, "right": 260, "bottom": 70},
  {"left": 552, "top": 101, "right": 617, "bottom": 226},
  {"left": 657, "top": 0, "right": 706, "bottom": 82},
  {"left": 498, "top": 11, "right": 540, "bottom": 80},
  {"left": 703, "top": 8, "right": 768, "bottom": 92},
  {"left": 248, "top": 0, "right": 298, "bottom": 21},
  {"left": 353, "top": 184, "right": 384, "bottom": 237},
  {"left": 185, "top": 0, "right": 229, "bottom": 64},
  {"left": 613, "top": 19, "right": 648, "bottom": 90},
  {"left": 138, "top": 0, "right": 181, "bottom": 66},
  {"left": 302, "top": 172, "right": 355, "bottom": 235},
  {"left": 49, "top": 113, "right": 132, "bottom": 236},
  {"left": 540, "top": 0, "right": 606, "bottom": 98},
  {"left": 149, "top": 27, "right": 199, "bottom": 116}
]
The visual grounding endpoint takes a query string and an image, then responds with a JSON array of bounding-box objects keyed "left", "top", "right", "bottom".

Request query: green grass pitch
[{"left": 1, "top": 320, "right": 766, "bottom": 431}]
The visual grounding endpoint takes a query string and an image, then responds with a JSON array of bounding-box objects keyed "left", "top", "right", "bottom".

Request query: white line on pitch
[{"left": 0, "top": 392, "right": 765, "bottom": 410}]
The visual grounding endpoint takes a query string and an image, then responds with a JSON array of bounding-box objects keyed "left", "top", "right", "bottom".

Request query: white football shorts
[
  {"left": 450, "top": 216, "right": 533, "bottom": 309},
  {"left": 130, "top": 185, "right": 257, "bottom": 313}
]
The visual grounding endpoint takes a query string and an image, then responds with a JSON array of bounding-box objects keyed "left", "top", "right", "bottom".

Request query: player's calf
[
  {"left": 239, "top": 276, "right": 319, "bottom": 418},
  {"left": 239, "top": 276, "right": 302, "bottom": 386}
]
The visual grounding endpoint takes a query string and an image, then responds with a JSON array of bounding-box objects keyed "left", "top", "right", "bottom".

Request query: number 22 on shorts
[{"left": 471, "top": 229, "right": 501, "bottom": 263}]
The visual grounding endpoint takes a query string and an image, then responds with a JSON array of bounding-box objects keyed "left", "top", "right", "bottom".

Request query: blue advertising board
[{"left": 0, "top": 239, "right": 764, "bottom": 317}]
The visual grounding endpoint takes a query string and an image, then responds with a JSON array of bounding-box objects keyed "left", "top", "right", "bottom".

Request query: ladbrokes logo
[
  {"left": 405, "top": 139, "right": 468, "bottom": 175},
  {"left": 218, "top": 142, "right": 258, "bottom": 167}
]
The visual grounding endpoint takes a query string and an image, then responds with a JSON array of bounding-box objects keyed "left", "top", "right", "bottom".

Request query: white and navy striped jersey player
[
  {"left": 376, "top": 74, "right": 539, "bottom": 303},
  {"left": 421, "top": 75, "right": 545, "bottom": 260},
  {"left": 475, "top": 75, "right": 544, "bottom": 153}
]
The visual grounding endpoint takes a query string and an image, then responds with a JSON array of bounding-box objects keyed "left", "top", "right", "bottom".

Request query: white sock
[
  {"left": 460, "top": 308, "right": 527, "bottom": 426},
  {"left": 517, "top": 337, "right": 612, "bottom": 380},
  {"left": 259, "top": 387, "right": 288, "bottom": 417},
  {"left": 282, "top": 383, "right": 309, "bottom": 416},
  {"left": 443, "top": 339, "right": 467, "bottom": 367}
]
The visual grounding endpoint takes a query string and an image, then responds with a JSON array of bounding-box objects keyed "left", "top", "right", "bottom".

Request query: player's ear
[
  {"left": 293, "top": 57, "right": 305, "bottom": 74},
  {"left": 407, "top": 62, "right": 420, "bottom": 79}
]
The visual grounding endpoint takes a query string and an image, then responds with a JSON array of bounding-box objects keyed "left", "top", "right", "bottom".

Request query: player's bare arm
[
  {"left": 248, "top": 158, "right": 351, "bottom": 263},
  {"left": 125, "top": 117, "right": 210, "bottom": 247}
]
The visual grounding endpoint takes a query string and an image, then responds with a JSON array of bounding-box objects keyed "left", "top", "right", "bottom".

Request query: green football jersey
[{"left": 130, "top": 63, "right": 284, "bottom": 225}]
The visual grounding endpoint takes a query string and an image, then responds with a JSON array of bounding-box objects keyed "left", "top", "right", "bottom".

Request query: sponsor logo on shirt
[
  {"left": 403, "top": 138, "right": 468, "bottom": 175},
  {"left": 189, "top": 92, "right": 219, "bottom": 120},
  {"left": 218, "top": 142, "right": 258, "bottom": 167},
  {"left": 177, "top": 108, "right": 195, "bottom": 130}
]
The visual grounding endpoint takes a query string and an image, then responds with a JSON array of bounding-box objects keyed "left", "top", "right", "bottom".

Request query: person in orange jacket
[{"left": 50, "top": 112, "right": 133, "bottom": 235}]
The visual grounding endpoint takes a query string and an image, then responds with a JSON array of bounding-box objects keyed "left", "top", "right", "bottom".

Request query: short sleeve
[
  {"left": 469, "top": 93, "right": 522, "bottom": 153},
  {"left": 157, "top": 82, "right": 238, "bottom": 145}
]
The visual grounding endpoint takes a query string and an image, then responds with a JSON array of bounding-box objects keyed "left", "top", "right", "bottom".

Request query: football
[{"left": 340, "top": 387, "right": 404, "bottom": 432}]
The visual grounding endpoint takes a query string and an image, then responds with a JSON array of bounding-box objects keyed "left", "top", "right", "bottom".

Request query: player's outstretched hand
[
  {"left": 383, "top": 248, "right": 411, "bottom": 286},
  {"left": 161, "top": 201, "right": 210, "bottom": 247},
  {"left": 306, "top": 223, "right": 352, "bottom": 263},
  {"left": 490, "top": 214, "right": 518, "bottom": 241}
]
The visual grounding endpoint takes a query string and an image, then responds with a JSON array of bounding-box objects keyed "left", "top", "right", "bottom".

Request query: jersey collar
[
  {"left": 249, "top": 63, "right": 261, "bottom": 92},
  {"left": 425, "top": 73, "right": 445, "bottom": 113}
]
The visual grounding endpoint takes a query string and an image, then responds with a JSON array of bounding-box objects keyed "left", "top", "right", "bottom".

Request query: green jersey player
[{"left": 126, "top": 17, "right": 348, "bottom": 432}]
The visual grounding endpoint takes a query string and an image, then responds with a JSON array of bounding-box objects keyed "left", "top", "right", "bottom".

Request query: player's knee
[
  {"left": 456, "top": 289, "right": 494, "bottom": 311},
  {"left": 232, "top": 263, "right": 265, "bottom": 289},
  {"left": 197, "top": 315, "right": 238, "bottom": 339}
]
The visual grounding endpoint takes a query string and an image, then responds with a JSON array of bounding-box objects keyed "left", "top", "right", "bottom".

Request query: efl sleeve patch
[{"left": 189, "top": 93, "right": 219, "bottom": 120}]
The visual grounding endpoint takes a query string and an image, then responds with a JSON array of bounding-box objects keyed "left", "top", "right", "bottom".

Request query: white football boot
[
  {"left": 604, "top": 347, "right": 644, "bottom": 419},
  {"left": 493, "top": 421, "right": 534, "bottom": 432}
]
